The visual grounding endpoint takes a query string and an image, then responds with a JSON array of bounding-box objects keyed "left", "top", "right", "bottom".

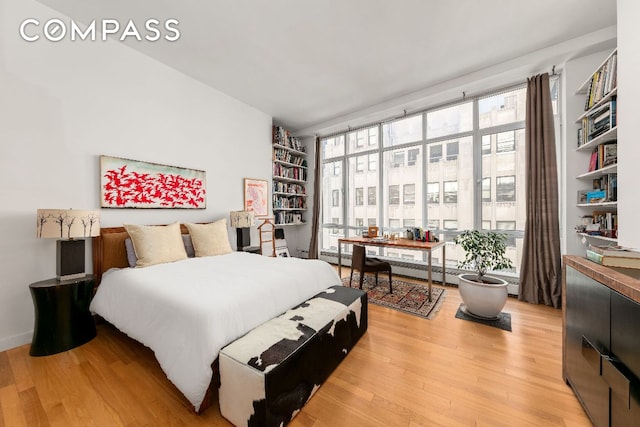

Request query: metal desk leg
[
  {"left": 428, "top": 249, "right": 432, "bottom": 302},
  {"left": 338, "top": 242, "right": 342, "bottom": 278}
]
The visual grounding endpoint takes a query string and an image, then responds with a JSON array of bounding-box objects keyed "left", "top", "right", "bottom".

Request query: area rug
[
  {"left": 454, "top": 303, "right": 512, "bottom": 332},
  {"left": 342, "top": 274, "right": 445, "bottom": 320}
]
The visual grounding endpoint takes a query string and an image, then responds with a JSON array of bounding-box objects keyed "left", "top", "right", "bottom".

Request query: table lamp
[
  {"left": 36, "top": 209, "right": 100, "bottom": 281},
  {"left": 229, "top": 210, "right": 255, "bottom": 251}
]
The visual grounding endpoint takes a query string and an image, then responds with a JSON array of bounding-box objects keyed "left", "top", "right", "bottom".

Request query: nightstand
[{"left": 29, "top": 275, "right": 97, "bottom": 356}]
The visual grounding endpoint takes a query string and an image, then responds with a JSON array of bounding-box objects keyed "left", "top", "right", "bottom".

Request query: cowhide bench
[{"left": 219, "top": 285, "right": 368, "bottom": 427}]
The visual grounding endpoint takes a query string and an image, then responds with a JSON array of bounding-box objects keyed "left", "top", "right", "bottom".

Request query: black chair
[{"left": 349, "top": 245, "right": 393, "bottom": 293}]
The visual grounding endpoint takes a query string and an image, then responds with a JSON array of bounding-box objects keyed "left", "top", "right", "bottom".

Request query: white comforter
[{"left": 90, "top": 252, "right": 341, "bottom": 411}]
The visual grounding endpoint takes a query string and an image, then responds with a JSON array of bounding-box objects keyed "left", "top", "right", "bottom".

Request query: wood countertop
[{"left": 564, "top": 255, "right": 640, "bottom": 303}]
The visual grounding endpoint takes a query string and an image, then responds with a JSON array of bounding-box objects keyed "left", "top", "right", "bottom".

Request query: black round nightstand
[{"left": 29, "top": 275, "right": 97, "bottom": 357}]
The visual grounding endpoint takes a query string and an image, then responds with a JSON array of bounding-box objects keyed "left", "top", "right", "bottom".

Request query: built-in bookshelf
[
  {"left": 272, "top": 125, "right": 308, "bottom": 226},
  {"left": 575, "top": 49, "right": 618, "bottom": 243}
]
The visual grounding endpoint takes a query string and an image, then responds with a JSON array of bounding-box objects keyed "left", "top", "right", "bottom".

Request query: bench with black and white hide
[{"left": 219, "top": 285, "right": 368, "bottom": 427}]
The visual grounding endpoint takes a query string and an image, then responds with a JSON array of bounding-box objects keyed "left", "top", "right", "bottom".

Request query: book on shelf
[
  {"left": 584, "top": 51, "right": 617, "bottom": 111},
  {"left": 586, "top": 249, "right": 640, "bottom": 269},
  {"left": 588, "top": 244, "right": 640, "bottom": 259}
]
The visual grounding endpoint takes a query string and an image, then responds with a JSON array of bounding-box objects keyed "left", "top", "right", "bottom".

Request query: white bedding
[{"left": 89, "top": 252, "right": 341, "bottom": 411}]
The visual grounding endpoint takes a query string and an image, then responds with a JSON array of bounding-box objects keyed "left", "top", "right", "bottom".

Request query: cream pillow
[
  {"left": 185, "top": 219, "right": 232, "bottom": 257},
  {"left": 124, "top": 221, "right": 188, "bottom": 268}
]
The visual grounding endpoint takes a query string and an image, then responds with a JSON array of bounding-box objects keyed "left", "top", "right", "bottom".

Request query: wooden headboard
[{"left": 92, "top": 224, "right": 192, "bottom": 284}]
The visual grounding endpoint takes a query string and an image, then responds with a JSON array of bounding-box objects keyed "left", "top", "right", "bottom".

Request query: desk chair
[{"left": 349, "top": 245, "right": 393, "bottom": 293}]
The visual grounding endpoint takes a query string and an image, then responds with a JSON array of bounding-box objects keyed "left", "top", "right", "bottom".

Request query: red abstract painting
[{"left": 100, "top": 156, "right": 206, "bottom": 209}]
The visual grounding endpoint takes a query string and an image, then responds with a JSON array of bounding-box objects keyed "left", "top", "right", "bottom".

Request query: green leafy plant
[{"left": 454, "top": 230, "right": 514, "bottom": 282}]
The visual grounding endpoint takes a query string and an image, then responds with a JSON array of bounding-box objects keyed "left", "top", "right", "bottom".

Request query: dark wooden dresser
[{"left": 563, "top": 255, "right": 640, "bottom": 427}]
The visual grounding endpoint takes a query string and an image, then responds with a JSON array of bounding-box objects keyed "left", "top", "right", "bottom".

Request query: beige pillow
[
  {"left": 123, "top": 222, "right": 188, "bottom": 267},
  {"left": 185, "top": 219, "right": 232, "bottom": 257}
]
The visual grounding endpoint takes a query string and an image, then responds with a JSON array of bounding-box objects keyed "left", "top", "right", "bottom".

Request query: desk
[{"left": 338, "top": 237, "right": 446, "bottom": 302}]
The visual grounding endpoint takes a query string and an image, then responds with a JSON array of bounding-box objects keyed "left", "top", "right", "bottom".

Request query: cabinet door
[
  {"left": 565, "top": 266, "right": 610, "bottom": 427},
  {"left": 609, "top": 291, "right": 640, "bottom": 427}
]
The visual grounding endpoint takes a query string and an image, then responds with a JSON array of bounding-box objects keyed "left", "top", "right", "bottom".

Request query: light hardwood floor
[{"left": 0, "top": 270, "right": 590, "bottom": 426}]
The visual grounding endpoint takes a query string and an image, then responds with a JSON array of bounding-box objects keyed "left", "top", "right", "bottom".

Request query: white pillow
[
  {"left": 123, "top": 221, "right": 188, "bottom": 267},
  {"left": 184, "top": 219, "right": 232, "bottom": 257}
]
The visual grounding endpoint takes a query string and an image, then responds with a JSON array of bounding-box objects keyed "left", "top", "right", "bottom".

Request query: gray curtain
[
  {"left": 518, "top": 73, "right": 562, "bottom": 308},
  {"left": 308, "top": 136, "right": 321, "bottom": 259}
]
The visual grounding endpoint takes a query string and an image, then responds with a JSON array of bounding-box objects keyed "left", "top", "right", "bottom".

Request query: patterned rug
[
  {"left": 454, "top": 303, "right": 512, "bottom": 332},
  {"left": 342, "top": 274, "right": 446, "bottom": 320}
]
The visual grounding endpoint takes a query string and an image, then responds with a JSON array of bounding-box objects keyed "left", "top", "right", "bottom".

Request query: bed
[{"left": 90, "top": 223, "right": 342, "bottom": 414}]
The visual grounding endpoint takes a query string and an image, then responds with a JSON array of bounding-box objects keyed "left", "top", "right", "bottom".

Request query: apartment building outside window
[{"left": 319, "top": 79, "right": 558, "bottom": 280}]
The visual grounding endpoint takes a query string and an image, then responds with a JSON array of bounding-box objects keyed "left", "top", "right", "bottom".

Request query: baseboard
[{"left": 0, "top": 331, "right": 32, "bottom": 352}]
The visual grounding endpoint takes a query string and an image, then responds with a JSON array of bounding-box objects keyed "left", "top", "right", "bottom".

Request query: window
[
  {"left": 497, "top": 131, "right": 515, "bottom": 153},
  {"left": 355, "top": 188, "right": 364, "bottom": 206},
  {"left": 348, "top": 127, "right": 378, "bottom": 153},
  {"left": 428, "top": 219, "right": 439, "bottom": 229},
  {"left": 331, "top": 217, "right": 339, "bottom": 234},
  {"left": 391, "top": 151, "right": 404, "bottom": 168},
  {"left": 482, "top": 177, "right": 491, "bottom": 202},
  {"left": 403, "top": 184, "right": 415, "bottom": 205},
  {"left": 401, "top": 254, "right": 415, "bottom": 260},
  {"left": 368, "top": 154, "right": 377, "bottom": 171},
  {"left": 368, "top": 218, "right": 377, "bottom": 226},
  {"left": 389, "top": 185, "right": 400, "bottom": 204},
  {"left": 479, "top": 87, "right": 526, "bottom": 129},
  {"left": 333, "top": 162, "right": 341, "bottom": 176},
  {"left": 482, "top": 220, "right": 491, "bottom": 230},
  {"left": 356, "top": 156, "right": 365, "bottom": 172},
  {"left": 429, "top": 144, "right": 442, "bottom": 163},
  {"left": 368, "top": 186, "right": 376, "bottom": 205},
  {"left": 383, "top": 115, "right": 422, "bottom": 147},
  {"left": 332, "top": 189, "right": 339, "bottom": 206},
  {"left": 355, "top": 218, "right": 364, "bottom": 227},
  {"left": 427, "top": 102, "right": 473, "bottom": 139},
  {"left": 388, "top": 219, "right": 400, "bottom": 229},
  {"left": 408, "top": 148, "right": 419, "bottom": 166},
  {"left": 496, "top": 221, "right": 516, "bottom": 230},
  {"left": 322, "top": 135, "right": 345, "bottom": 159},
  {"left": 403, "top": 219, "right": 415, "bottom": 228},
  {"left": 443, "top": 220, "right": 458, "bottom": 230},
  {"left": 443, "top": 181, "right": 458, "bottom": 203},
  {"left": 446, "top": 141, "right": 459, "bottom": 161},
  {"left": 496, "top": 176, "right": 516, "bottom": 202},
  {"left": 427, "top": 182, "right": 440, "bottom": 203},
  {"left": 481, "top": 135, "right": 491, "bottom": 155}
]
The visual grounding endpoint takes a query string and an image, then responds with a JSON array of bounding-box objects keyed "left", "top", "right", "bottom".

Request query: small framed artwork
[
  {"left": 275, "top": 247, "right": 290, "bottom": 258},
  {"left": 244, "top": 178, "right": 269, "bottom": 217}
]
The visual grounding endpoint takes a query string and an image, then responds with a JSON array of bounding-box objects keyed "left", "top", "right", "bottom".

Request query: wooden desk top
[
  {"left": 339, "top": 236, "right": 445, "bottom": 251},
  {"left": 564, "top": 255, "right": 640, "bottom": 303}
]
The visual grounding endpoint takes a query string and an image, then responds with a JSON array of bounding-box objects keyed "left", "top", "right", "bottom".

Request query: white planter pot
[{"left": 457, "top": 273, "right": 508, "bottom": 320}]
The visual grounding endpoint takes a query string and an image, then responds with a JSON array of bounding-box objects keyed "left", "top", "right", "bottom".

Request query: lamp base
[
  {"left": 236, "top": 228, "right": 251, "bottom": 251},
  {"left": 56, "top": 240, "right": 86, "bottom": 282}
]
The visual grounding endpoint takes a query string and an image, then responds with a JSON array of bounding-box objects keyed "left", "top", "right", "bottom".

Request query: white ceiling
[{"left": 41, "top": 0, "right": 617, "bottom": 133}]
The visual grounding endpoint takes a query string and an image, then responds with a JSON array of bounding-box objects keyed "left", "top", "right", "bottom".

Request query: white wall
[
  {"left": 617, "top": 0, "right": 640, "bottom": 249},
  {"left": 0, "top": 0, "right": 272, "bottom": 351}
]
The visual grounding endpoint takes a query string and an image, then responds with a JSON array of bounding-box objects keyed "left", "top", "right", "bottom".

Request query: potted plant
[{"left": 454, "top": 229, "right": 514, "bottom": 320}]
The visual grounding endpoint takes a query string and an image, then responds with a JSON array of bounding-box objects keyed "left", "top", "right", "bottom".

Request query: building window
[
  {"left": 368, "top": 218, "right": 377, "bottom": 226},
  {"left": 355, "top": 218, "right": 364, "bottom": 227},
  {"left": 496, "top": 221, "right": 516, "bottom": 230},
  {"left": 332, "top": 189, "right": 339, "bottom": 206},
  {"left": 389, "top": 185, "right": 400, "bottom": 205},
  {"left": 391, "top": 151, "right": 404, "bottom": 168},
  {"left": 368, "top": 186, "right": 376, "bottom": 205},
  {"left": 356, "top": 156, "right": 365, "bottom": 172},
  {"left": 331, "top": 217, "right": 339, "bottom": 234},
  {"left": 428, "top": 219, "right": 439, "bottom": 229},
  {"left": 496, "top": 176, "right": 516, "bottom": 202},
  {"left": 443, "top": 181, "right": 458, "bottom": 203},
  {"left": 446, "top": 141, "right": 459, "bottom": 161},
  {"left": 407, "top": 148, "right": 420, "bottom": 166},
  {"left": 481, "top": 135, "right": 491, "bottom": 155},
  {"left": 368, "top": 154, "right": 377, "bottom": 171},
  {"left": 333, "top": 162, "right": 341, "bottom": 176},
  {"left": 427, "top": 182, "right": 440, "bottom": 204},
  {"left": 443, "top": 220, "right": 458, "bottom": 230},
  {"left": 482, "top": 177, "right": 491, "bottom": 202},
  {"left": 388, "top": 219, "right": 400, "bottom": 229},
  {"left": 355, "top": 187, "right": 364, "bottom": 206},
  {"left": 482, "top": 220, "right": 491, "bottom": 230},
  {"left": 403, "top": 184, "right": 415, "bottom": 205},
  {"left": 429, "top": 144, "right": 442, "bottom": 163},
  {"left": 403, "top": 219, "right": 415, "bottom": 228},
  {"left": 497, "top": 131, "right": 515, "bottom": 153}
]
